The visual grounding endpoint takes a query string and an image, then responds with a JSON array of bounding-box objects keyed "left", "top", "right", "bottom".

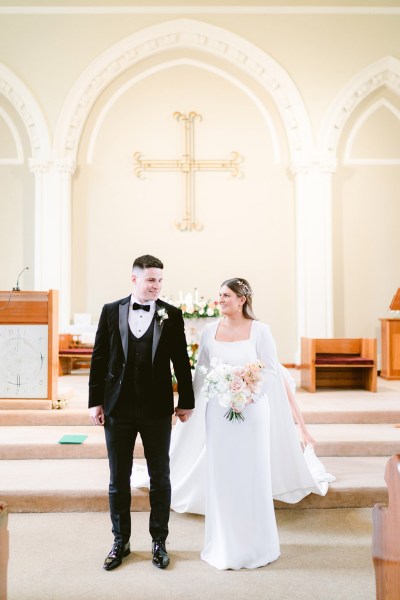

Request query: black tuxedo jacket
[{"left": 88, "top": 296, "right": 195, "bottom": 417}]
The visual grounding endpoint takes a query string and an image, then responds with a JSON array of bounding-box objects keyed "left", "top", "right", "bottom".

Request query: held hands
[
  {"left": 89, "top": 405, "right": 105, "bottom": 426},
  {"left": 175, "top": 408, "right": 193, "bottom": 423}
]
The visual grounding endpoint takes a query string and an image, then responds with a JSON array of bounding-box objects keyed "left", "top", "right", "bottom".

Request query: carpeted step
[
  {"left": 0, "top": 426, "right": 143, "bottom": 459},
  {"left": 0, "top": 459, "right": 150, "bottom": 512},
  {"left": 310, "top": 423, "right": 400, "bottom": 456},
  {"left": 2, "top": 378, "right": 400, "bottom": 425},
  {"left": 1, "top": 423, "right": 399, "bottom": 459},
  {"left": 298, "top": 390, "right": 400, "bottom": 424},
  {"left": 0, "top": 456, "right": 388, "bottom": 513},
  {"left": 0, "top": 408, "right": 92, "bottom": 426}
]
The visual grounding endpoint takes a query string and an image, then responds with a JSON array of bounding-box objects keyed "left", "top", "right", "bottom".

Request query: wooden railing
[
  {"left": 0, "top": 502, "right": 8, "bottom": 600},
  {"left": 372, "top": 454, "right": 400, "bottom": 600}
]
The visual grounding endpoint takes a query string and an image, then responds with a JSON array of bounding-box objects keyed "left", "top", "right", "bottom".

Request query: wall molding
[
  {"left": 1, "top": 6, "right": 400, "bottom": 15},
  {"left": 0, "top": 62, "right": 50, "bottom": 159},
  {"left": 318, "top": 56, "right": 400, "bottom": 162},
  {"left": 0, "top": 105, "right": 24, "bottom": 164},
  {"left": 54, "top": 18, "right": 313, "bottom": 165}
]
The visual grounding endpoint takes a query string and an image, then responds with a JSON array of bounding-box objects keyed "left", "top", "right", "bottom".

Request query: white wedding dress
[{"left": 133, "top": 320, "right": 334, "bottom": 570}]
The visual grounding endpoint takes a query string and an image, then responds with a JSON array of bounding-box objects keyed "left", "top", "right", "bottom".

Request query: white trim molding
[
  {"left": 54, "top": 18, "right": 313, "bottom": 166},
  {"left": 1, "top": 6, "right": 400, "bottom": 15},
  {"left": 0, "top": 62, "right": 50, "bottom": 159},
  {"left": 318, "top": 56, "right": 400, "bottom": 163},
  {"left": 0, "top": 105, "right": 24, "bottom": 164}
]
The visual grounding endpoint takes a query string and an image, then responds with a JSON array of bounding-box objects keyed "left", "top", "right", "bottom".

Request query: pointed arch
[
  {"left": 318, "top": 56, "right": 400, "bottom": 161},
  {"left": 54, "top": 18, "right": 313, "bottom": 165},
  {"left": 0, "top": 62, "right": 50, "bottom": 158},
  {"left": 344, "top": 98, "right": 400, "bottom": 164}
]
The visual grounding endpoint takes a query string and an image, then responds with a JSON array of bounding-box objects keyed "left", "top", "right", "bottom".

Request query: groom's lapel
[
  {"left": 119, "top": 298, "right": 130, "bottom": 361},
  {"left": 152, "top": 301, "right": 164, "bottom": 362}
]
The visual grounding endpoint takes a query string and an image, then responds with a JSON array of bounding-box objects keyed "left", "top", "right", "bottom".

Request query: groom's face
[{"left": 132, "top": 267, "right": 163, "bottom": 303}]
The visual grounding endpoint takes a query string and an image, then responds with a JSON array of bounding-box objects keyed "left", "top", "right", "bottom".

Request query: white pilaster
[
  {"left": 54, "top": 159, "right": 76, "bottom": 330},
  {"left": 292, "top": 161, "right": 336, "bottom": 361},
  {"left": 29, "top": 159, "right": 50, "bottom": 291},
  {"left": 29, "top": 158, "right": 76, "bottom": 330}
]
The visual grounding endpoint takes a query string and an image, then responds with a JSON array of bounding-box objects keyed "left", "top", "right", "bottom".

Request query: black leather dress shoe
[
  {"left": 152, "top": 540, "right": 170, "bottom": 569},
  {"left": 103, "top": 541, "right": 130, "bottom": 571}
]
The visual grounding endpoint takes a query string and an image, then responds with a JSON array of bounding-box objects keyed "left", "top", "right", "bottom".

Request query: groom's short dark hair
[{"left": 132, "top": 254, "right": 164, "bottom": 271}]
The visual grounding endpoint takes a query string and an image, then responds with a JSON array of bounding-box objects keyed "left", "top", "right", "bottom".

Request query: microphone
[{"left": 13, "top": 266, "right": 29, "bottom": 291}]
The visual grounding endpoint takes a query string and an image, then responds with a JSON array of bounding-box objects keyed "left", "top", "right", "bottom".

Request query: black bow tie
[{"left": 132, "top": 302, "right": 151, "bottom": 312}]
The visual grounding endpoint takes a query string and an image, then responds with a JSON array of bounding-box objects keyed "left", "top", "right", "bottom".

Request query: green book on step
[{"left": 58, "top": 434, "right": 87, "bottom": 444}]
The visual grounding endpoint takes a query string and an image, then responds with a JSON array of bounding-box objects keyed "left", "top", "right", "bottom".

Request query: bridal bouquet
[{"left": 201, "top": 358, "right": 264, "bottom": 422}]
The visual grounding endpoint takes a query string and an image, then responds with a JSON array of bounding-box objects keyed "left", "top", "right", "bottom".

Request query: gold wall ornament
[{"left": 133, "top": 111, "right": 242, "bottom": 232}]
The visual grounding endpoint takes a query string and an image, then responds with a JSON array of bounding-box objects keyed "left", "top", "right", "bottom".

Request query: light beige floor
[{"left": 6, "top": 508, "right": 376, "bottom": 600}]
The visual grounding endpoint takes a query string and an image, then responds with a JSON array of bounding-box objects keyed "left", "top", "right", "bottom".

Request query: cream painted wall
[{"left": 73, "top": 62, "right": 296, "bottom": 359}]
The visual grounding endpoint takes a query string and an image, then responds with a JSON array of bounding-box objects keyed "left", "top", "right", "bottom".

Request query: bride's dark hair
[{"left": 221, "top": 278, "right": 257, "bottom": 320}]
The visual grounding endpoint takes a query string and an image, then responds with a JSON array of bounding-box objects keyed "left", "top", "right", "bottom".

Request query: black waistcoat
[{"left": 114, "top": 318, "right": 154, "bottom": 416}]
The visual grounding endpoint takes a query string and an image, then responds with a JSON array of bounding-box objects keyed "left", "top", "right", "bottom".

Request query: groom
[{"left": 89, "top": 254, "right": 194, "bottom": 571}]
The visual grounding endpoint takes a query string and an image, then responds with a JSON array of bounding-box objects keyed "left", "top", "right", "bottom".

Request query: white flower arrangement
[
  {"left": 201, "top": 358, "right": 264, "bottom": 422},
  {"left": 156, "top": 307, "right": 169, "bottom": 325}
]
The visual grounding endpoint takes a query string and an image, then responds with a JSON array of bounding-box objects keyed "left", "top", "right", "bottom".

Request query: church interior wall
[
  {"left": 0, "top": 3, "right": 399, "bottom": 362},
  {"left": 333, "top": 86, "right": 400, "bottom": 342},
  {"left": 73, "top": 58, "right": 298, "bottom": 359}
]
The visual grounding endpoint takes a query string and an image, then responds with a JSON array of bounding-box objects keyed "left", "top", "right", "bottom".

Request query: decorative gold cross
[{"left": 133, "top": 111, "right": 241, "bottom": 231}]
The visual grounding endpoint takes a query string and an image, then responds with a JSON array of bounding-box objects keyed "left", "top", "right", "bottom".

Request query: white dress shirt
[{"left": 128, "top": 294, "right": 156, "bottom": 338}]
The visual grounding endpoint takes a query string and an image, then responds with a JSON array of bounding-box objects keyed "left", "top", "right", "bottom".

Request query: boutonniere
[{"left": 156, "top": 307, "right": 169, "bottom": 325}]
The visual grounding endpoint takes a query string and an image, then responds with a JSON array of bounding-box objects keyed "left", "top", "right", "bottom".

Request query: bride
[{"left": 134, "top": 277, "right": 334, "bottom": 570}]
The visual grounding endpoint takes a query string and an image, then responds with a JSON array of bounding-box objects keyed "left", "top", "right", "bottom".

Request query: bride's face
[{"left": 219, "top": 285, "right": 245, "bottom": 316}]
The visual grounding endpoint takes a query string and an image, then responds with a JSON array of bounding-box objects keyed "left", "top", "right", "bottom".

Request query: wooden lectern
[
  {"left": 0, "top": 290, "right": 59, "bottom": 409},
  {"left": 380, "top": 288, "right": 400, "bottom": 380}
]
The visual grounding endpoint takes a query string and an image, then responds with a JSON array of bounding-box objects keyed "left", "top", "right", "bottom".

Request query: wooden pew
[
  {"left": 300, "top": 337, "right": 377, "bottom": 392},
  {"left": 59, "top": 334, "right": 93, "bottom": 375},
  {"left": 373, "top": 454, "right": 400, "bottom": 600},
  {"left": 0, "top": 502, "right": 8, "bottom": 600}
]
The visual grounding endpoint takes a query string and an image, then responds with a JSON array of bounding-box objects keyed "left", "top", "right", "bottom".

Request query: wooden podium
[
  {"left": 0, "top": 290, "right": 59, "bottom": 408},
  {"left": 380, "top": 288, "right": 400, "bottom": 380}
]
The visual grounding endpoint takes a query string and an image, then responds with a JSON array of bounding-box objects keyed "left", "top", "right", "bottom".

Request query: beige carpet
[{"left": 6, "top": 508, "right": 375, "bottom": 600}]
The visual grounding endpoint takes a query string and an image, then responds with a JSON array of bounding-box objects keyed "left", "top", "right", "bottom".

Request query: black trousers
[{"left": 104, "top": 414, "right": 172, "bottom": 544}]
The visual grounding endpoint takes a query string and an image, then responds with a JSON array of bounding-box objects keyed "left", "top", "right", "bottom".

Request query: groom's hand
[
  {"left": 89, "top": 405, "right": 105, "bottom": 426},
  {"left": 175, "top": 408, "right": 193, "bottom": 423}
]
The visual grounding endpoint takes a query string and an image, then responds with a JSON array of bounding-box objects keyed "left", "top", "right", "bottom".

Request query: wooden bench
[
  {"left": 300, "top": 337, "right": 377, "bottom": 392},
  {"left": 373, "top": 454, "right": 400, "bottom": 600},
  {"left": 59, "top": 334, "right": 93, "bottom": 375}
]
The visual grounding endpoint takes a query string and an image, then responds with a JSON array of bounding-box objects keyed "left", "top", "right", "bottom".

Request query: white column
[
  {"left": 29, "top": 159, "right": 50, "bottom": 291},
  {"left": 54, "top": 159, "right": 76, "bottom": 331},
  {"left": 29, "top": 158, "right": 76, "bottom": 330},
  {"left": 292, "top": 161, "right": 336, "bottom": 361}
]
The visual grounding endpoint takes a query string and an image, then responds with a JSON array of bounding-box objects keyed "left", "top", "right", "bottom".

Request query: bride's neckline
[{"left": 214, "top": 319, "right": 255, "bottom": 343}]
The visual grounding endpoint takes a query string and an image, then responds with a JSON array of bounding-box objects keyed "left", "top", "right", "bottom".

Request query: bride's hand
[
  {"left": 175, "top": 408, "right": 193, "bottom": 423},
  {"left": 300, "top": 426, "right": 316, "bottom": 447}
]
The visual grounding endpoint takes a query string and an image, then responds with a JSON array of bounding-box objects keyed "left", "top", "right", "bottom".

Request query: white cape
[{"left": 132, "top": 320, "right": 334, "bottom": 514}]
